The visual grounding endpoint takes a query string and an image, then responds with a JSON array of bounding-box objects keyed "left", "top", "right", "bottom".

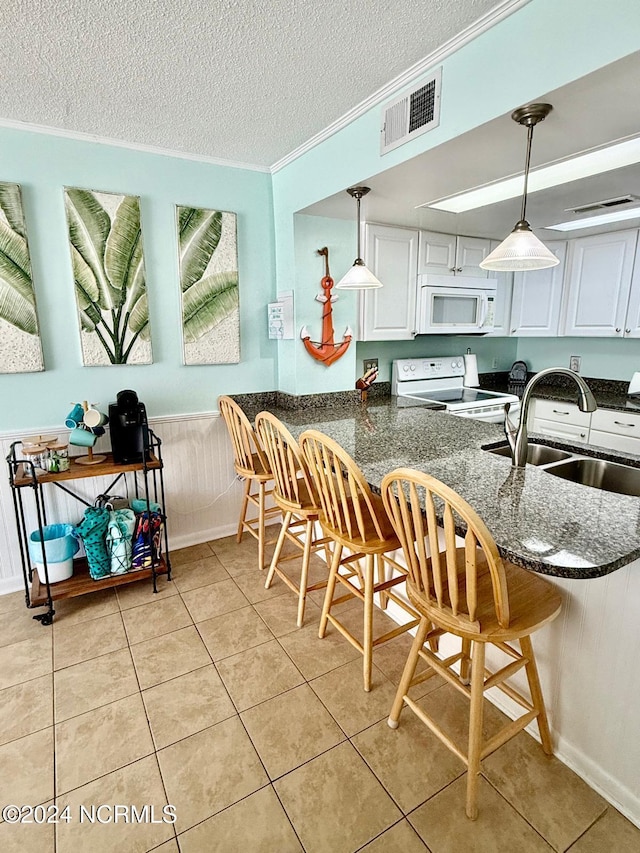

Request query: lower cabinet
[
  {"left": 588, "top": 408, "right": 640, "bottom": 453},
  {"left": 528, "top": 398, "right": 640, "bottom": 451}
]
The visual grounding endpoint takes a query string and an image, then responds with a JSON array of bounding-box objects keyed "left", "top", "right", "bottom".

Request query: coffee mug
[
  {"left": 90, "top": 426, "right": 106, "bottom": 437},
  {"left": 83, "top": 408, "right": 109, "bottom": 428},
  {"left": 68, "top": 427, "right": 97, "bottom": 447},
  {"left": 65, "top": 403, "right": 84, "bottom": 429}
]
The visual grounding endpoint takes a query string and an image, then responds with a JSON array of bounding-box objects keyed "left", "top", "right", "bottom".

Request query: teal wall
[
  {"left": 515, "top": 337, "right": 640, "bottom": 381},
  {"left": 0, "top": 126, "right": 276, "bottom": 431},
  {"left": 273, "top": 0, "right": 640, "bottom": 394},
  {"left": 357, "top": 337, "right": 518, "bottom": 383}
]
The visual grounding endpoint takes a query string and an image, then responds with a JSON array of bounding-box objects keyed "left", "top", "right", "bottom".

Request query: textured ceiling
[{"left": 1, "top": 0, "right": 503, "bottom": 168}]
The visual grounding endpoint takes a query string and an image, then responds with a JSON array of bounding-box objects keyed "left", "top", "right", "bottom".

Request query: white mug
[{"left": 83, "top": 408, "right": 109, "bottom": 428}]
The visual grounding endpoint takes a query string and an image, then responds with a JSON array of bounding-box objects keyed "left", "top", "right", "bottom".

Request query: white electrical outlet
[
  {"left": 363, "top": 358, "right": 378, "bottom": 373},
  {"left": 569, "top": 355, "right": 582, "bottom": 373},
  {"left": 492, "top": 358, "right": 499, "bottom": 369}
]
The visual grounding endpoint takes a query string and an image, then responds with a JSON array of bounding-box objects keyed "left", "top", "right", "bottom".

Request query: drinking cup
[
  {"left": 83, "top": 408, "right": 109, "bottom": 428},
  {"left": 68, "top": 427, "right": 97, "bottom": 448},
  {"left": 65, "top": 403, "right": 85, "bottom": 429}
]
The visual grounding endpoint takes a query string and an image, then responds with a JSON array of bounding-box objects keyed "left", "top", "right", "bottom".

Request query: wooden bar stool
[
  {"left": 218, "top": 396, "right": 280, "bottom": 570},
  {"left": 381, "top": 467, "right": 563, "bottom": 820},
  {"left": 299, "top": 429, "right": 420, "bottom": 692},
  {"left": 255, "top": 412, "right": 331, "bottom": 627}
]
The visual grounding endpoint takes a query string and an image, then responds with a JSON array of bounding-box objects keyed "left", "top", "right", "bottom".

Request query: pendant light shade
[
  {"left": 480, "top": 103, "right": 559, "bottom": 273},
  {"left": 336, "top": 186, "right": 383, "bottom": 289}
]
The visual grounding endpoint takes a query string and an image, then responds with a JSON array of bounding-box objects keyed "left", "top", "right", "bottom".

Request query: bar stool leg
[
  {"left": 388, "top": 616, "right": 430, "bottom": 728},
  {"left": 257, "top": 481, "right": 266, "bottom": 569},
  {"left": 265, "top": 511, "right": 291, "bottom": 589},
  {"left": 319, "top": 544, "right": 342, "bottom": 638},
  {"left": 460, "top": 637, "right": 472, "bottom": 684},
  {"left": 466, "top": 641, "right": 486, "bottom": 820},
  {"left": 376, "top": 554, "right": 389, "bottom": 610},
  {"left": 520, "top": 635, "right": 554, "bottom": 755},
  {"left": 297, "top": 519, "right": 314, "bottom": 628},
  {"left": 237, "top": 477, "right": 250, "bottom": 542},
  {"left": 363, "top": 554, "right": 374, "bottom": 692}
]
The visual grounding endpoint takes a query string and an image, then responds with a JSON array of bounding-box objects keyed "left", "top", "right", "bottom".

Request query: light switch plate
[{"left": 569, "top": 355, "right": 581, "bottom": 373}]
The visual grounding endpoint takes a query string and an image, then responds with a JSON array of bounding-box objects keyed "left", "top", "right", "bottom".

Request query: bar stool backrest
[
  {"left": 218, "top": 396, "right": 269, "bottom": 478},
  {"left": 255, "top": 412, "right": 316, "bottom": 512},
  {"left": 300, "top": 429, "right": 386, "bottom": 546},
  {"left": 381, "top": 467, "right": 510, "bottom": 634}
]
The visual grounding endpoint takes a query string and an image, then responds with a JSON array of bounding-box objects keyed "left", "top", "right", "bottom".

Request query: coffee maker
[{"left": 109, "top": 390, "right": 150, "bottom": 464}]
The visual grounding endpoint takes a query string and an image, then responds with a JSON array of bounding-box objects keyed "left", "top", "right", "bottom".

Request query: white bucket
[{"left": 34, "top": 557, "right": 74, "bottom": 585}]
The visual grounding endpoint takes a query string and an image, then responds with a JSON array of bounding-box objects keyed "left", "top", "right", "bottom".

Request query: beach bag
[
  {"left": 106, "top": 508, "right": 137, "bottom": 575},
  {"left": 131, "top": 510, "right": 163, "bottom": 571},
  {"left": 75, "top": 506, "right": 110, "bottom": 579}
]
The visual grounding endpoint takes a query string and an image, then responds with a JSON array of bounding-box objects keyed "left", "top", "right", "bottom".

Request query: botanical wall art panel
[
  {"left": 64, "top": 187, "right": 152, "bottom": 365},
  {"left": 177, "top": 205, "right": 239, "bottom": 365},
  {"left": 0, "top": 182, "right": 45, "bottom": 373}
]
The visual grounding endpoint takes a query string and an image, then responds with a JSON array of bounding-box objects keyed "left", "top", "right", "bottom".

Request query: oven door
[{"left": 418, "top": 285, "right": 496, "bottom": 334}]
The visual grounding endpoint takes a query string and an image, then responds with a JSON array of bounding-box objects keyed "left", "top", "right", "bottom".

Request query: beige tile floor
[{"left": 0, "top": 534, "right": 639, "bottom": 852}]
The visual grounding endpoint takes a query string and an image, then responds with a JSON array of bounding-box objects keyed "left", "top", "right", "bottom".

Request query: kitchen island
[{"left": 236, "top": 393, "right": 640, "bottom": 825}]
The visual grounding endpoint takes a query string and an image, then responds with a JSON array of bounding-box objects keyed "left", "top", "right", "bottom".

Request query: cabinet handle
[
  {"left": 552, "top": 409, "right": 570, "bottom": 415},
  {"left": 449, "top": 267, "right": 456, "bottom": 272},
  {"left": 580, "top": 433, "right": 586, "bottom": 438},
  {"left": 511, "top": 328, "right": 516, "bottom": 334},
  {"left": 616, "top": 327, "right": 621, "bottom": 333},
  {"left": 614, "top": 420, "right": 636, "bottom": 428},
  {"left": 456, "top": 267, "right": 463, "bottom": 272},
  {"left": 626, "top": 328, "right": 631, "bottom": 334}
]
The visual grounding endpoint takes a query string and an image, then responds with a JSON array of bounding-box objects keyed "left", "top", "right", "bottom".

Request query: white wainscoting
[{"left": 0, "top": 412, "right": 243, "bottom": 594}]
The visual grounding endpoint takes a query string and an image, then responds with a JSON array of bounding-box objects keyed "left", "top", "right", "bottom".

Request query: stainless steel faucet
[{"left": 504, "top": 367, "right": 597, "bottom": 468}]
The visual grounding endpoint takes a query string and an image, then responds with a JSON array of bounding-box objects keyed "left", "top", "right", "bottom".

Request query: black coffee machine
[{"left": 109, "top": 390, "right": 150, "bottom": 464}]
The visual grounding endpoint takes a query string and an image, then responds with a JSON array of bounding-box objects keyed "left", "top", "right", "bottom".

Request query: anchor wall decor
[{"left": 300, "top": 247, "right": 352, "bottom": 366}]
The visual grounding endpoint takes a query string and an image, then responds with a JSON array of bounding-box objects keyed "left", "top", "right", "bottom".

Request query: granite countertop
[
  {"left": 236, "top": 395, "right": 640, "bottom": 580},
  {"left": 481, "top": 372, "right": 640, "bottom": 414}
]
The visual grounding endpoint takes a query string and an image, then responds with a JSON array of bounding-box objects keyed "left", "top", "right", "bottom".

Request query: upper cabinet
[
  {"left": 418, "top": 231, "right": 491, "bottom": 277},
  {"left": 510, "top": 241, "right": 567, "bottom": 336},
  {"left": 484, "top": 239, "right": 513, "bottom": 337},
  {"left": 358, "top": 224, "right": 419, "bottom": 341},
  {"left": 562, "top": 230, "right": 639, "bottom": 337}
]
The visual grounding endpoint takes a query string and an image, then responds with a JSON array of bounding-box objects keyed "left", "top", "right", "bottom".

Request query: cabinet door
[
  {"left": 589, "top": 429, "right": 640, "bottom": 454},
  {"left": 562, "top": 230, "right": 637, "bottom": 337},
  {"left": 358, "top": 224, "right": 419, "bottom": 341},
  {"left": 455, "top": 235, "right": 492, "bottom": 277},
  {"left": 623, "top": 237, "right": 640, "bottom": 338},
  {"left": 510, "top": 242, "right": 566, "bottom": 336},
  {"left": 418, "top": 230, "right": 457, "bottom": 275},
  {"left": 485, "top": 240, "right": 513, "bottom": 336}
]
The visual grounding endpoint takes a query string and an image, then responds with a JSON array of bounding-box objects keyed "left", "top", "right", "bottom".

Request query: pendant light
[
  {"left": 480, "top": 103, "right": 559, "bottom": 272},
  {"left": 336, "top": 186, "right": 383, "bottom": 289}
]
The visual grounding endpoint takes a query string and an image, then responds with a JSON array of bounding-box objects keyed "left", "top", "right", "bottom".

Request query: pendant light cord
[
  {"left": 520, "top": 123, "right": 534, "bottom": 222},
  {"left": 355, "top": 193, "right": 362, "bottom": 260}
]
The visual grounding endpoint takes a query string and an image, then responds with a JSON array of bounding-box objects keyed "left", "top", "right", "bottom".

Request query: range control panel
[{"left": 393, "top": 356, "right": 465, "bottom": 382}]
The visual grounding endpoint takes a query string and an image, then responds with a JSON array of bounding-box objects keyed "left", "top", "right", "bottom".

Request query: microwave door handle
[{"left": 478, "top": 294, "right": 488, "bottom": 327}]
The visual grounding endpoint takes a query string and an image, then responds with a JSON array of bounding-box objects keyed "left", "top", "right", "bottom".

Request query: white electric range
[{"left": 392, "top": 356, "right": 521, "bottom": 424}]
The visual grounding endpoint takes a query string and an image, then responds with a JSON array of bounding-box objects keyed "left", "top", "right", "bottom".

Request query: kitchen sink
[
  {"left": 487, "top": 443, "right": 573, "bottom": 466},
  {"left": 544, "top": 457, "right": 640, "bottom": 497}
]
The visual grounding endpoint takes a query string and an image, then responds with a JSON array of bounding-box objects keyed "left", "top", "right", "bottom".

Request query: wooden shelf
[
  {"left": 13, "top": 452, "right": 160, "bottom": 488},
  {"left": 29, "top": 556, "right": 169, "bottom": 606}
]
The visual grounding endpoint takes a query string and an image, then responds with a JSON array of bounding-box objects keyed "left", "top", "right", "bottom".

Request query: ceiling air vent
[
  {"left": 567, "top": 194, "right": 640, "bottom": 214},
  {"left": 380, "top": 67, "right": 442, "bottom": 155}
]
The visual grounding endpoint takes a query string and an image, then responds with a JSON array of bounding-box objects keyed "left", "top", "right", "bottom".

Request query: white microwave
[{"left": 417, "top": 274, "right": 497, "bottom": 335}]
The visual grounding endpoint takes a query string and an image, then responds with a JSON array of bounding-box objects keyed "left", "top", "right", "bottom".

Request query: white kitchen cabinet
[
  {"left": 358, "top": 223, "right": 419, "bottom": 341},
  {"left": 485, "top": 239, "right": 513, "bottom": 336},
  {"left": 528, "top": 398, "right": 591, "bottom": 443},
  {"left": 589, "top": 408, "right": 640, "bottom": 453},
  {"left": 509, "top": 241, "right": 567, "bottom": 336},
  {"left": 622, "top": 237, "right": 640, "bottom": 338},
  {"left": 418, "top": 231, "right": 491, "bottom": 277},
  {"left": 562, "top": 229, "right": 638, "bottom": 337}
]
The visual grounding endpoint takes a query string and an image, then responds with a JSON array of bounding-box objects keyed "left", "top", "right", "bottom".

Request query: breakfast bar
[{"left": 237, "top": 394, "right": 640, "bottom": 822}]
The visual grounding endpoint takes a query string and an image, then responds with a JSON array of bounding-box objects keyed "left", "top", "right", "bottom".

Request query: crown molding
[
  {"left": 0, "top": 117, "right": 270, "bottom": 173},
  {"left": 270, "top": 0, "right": 531, "bottom": 173}
]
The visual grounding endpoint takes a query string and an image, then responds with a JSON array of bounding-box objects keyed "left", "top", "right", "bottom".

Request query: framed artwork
[
  {"left": 0, "top": 182, "right": 45, "bottom": 373},
  {"left": 176, "top": 205, "right": 239, "bottom": 365},
  {"left": 64, "top": 187, "right": 152, "bottom": 365}
]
